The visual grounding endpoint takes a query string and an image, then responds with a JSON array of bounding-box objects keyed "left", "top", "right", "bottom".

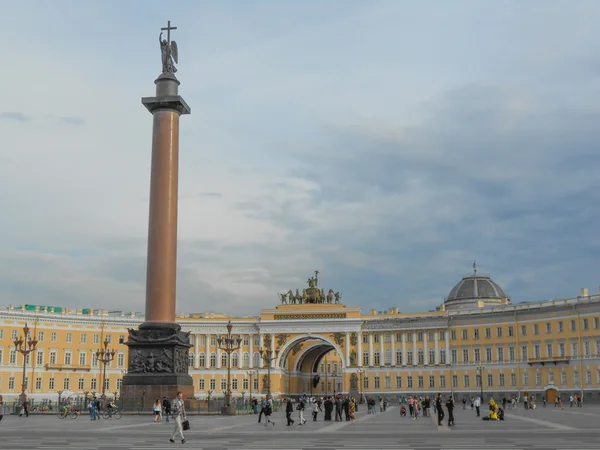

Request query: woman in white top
[{"left": 153, "top": 399, "right": 162, "bottom": 422}]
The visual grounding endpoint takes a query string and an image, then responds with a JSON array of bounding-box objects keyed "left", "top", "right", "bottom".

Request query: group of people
[
  {"left": 398, "top": 395, "right": 433, "bottom": 419},
  {"left": 257, "top": 395, "right": 276, "bottom": 426},
  {"left": 398, "top": 394, "right": 456, "bottom": 425},
  {"left": 152, "top": 397, "right": 173, "bottom": 422},
  {"left": 280, "top": 395, "right": 357, "bottom": 426},
  {"left": 366, "top": 397, "right": 389, "bottom": 413}
]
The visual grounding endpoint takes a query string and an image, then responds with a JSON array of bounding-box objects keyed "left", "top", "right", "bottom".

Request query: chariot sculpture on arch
[{"left": 278, "top": 270, "right": 342, "bottom": 304}]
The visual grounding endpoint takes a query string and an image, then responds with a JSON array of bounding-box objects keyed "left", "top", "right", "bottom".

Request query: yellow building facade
[{"left": 1, "top": 270, "right": 600, "bottom": 404}]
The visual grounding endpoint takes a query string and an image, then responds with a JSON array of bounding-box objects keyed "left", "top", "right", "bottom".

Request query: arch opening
[{"left": 278, "top": 335, "right": 346, "bottom": 397}]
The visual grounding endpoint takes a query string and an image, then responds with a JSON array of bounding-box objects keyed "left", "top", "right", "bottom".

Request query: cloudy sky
[{"left": 1, "top": 1, "right": 599, "bottom": 316}]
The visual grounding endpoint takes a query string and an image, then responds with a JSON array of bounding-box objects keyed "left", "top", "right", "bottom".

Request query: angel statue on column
[{"left": 159, "top": 32, "right": 179, "bottom": 74}]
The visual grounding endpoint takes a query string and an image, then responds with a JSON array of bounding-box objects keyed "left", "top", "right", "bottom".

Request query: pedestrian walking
[
  {"left": 297, "top": 397, "right": 306, "bottom": 425},
  {"left": 312, "top": 400, "right": 319, "bottom": 421},
  {"left": 162, "top": 397, "right": 171, "bottom": 422},
  {"left": 169, "top": 391, "right": 187, "bottom": 444},
  {"left": 153, "top": 399, "right": 162, "bottom": 422},
  {"left": 264, "top": 396, "right": 275, "bottom": 426},
  {"left": 258, "top": 397, "right": 266, "bottom": 423},
  {"left": 285, "top": 398, "right": 295, "bottom": 426},
  {"left": 446, "top": 396, "right": 455, "bottom": 426},
  {"left": 435, "top": 393, "right": 445, "bottom": 426}
]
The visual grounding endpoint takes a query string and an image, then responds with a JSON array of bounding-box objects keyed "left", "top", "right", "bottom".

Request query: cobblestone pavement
[{"left": 1, "top": 404, "right": 599, "bottom": 449}]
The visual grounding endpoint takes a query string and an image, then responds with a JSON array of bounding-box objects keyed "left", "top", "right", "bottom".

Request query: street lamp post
[
  {"left": 358, "top": 368, "right": 365, "bottom": 403},
  {"left": 332, "top": 369, "right": 338, "bottom": 396},
  {"left": 13, "top": 323, "right": 38, "bottom": 405},
  {"left": 96, "top": 337, "right": 116, "bottom": 403},
  {"left": 259, "top": 335, "right": 279, "bottom": 399},
  {"left": 476, "top": 364, "right": 485, "bottom": 403},
  {"left": 217, "top": 321, "right": 241, "bottom": 415}
]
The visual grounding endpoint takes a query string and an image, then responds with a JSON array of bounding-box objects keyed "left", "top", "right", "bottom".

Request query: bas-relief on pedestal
[{"left": 124, "top": 328, "right": 193, "bottom": 399}]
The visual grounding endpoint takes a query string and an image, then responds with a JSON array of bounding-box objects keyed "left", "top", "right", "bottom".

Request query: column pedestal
[{"left": 122, "top": 327, "right": 194, "bottom": 402}]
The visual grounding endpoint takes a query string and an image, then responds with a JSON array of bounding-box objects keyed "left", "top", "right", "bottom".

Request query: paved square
[{"left": 1, "top": 404, "right": 600, "bottom": 449}]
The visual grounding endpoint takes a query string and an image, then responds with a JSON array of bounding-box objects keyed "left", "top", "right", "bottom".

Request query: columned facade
[{"left": 2, "top": 279, "right": 600, "bottom": 404}]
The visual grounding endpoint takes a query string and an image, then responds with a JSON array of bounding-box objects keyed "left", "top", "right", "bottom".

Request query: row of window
[
  {"left": 4, "top": 369, "right": 599, "bottom": 393},
  {"left": 359, "top": 318, "right": 600, "bottom": 345},
  {"left": 4, "top": 317, "right": 599, "bottom": 348},
  {"left": 197, "top": 377, "right": 259, "bottom": 391},
  {"left": 360, "top": 340, "right": 600, "bottom": 366},
  {"left": 363, "top": 331, "right": 447, "bottom": 344},
  {"left": 3, "top": 330, "right": 123, "bottom": 345},
  {"left": 449, "top": 341, "right": 600, "bottom": 364},
  {"left": 453, "top": 318, "right": 600, "bottom": 341},
  {"left": 0, "top": 349, "right": 126, "bottom": 367},
  {"left": 3, "top": 376, "right": 121, "bottom": 392},
  {"left": 4, "top": 340, "right": 598, "bottom": 369},
  {"left": 362, "top": 369, "right": 599, "bottom": 390}
]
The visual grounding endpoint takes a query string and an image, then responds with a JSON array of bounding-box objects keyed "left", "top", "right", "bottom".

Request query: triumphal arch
[{"left": 261, "top": 271, "right": 364, "bottom": 398}]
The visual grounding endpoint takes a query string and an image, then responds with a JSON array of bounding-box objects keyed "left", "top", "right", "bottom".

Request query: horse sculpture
[{"left": 327, "top": 289, "right": 334, "bottom": 303}]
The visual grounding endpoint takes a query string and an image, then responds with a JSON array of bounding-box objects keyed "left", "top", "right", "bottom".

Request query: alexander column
[{"left": 122, "top": 21, "right": 194, "bottom": 403}]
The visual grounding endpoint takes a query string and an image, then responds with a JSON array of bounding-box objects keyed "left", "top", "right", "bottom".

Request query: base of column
[
  {"left": 121, "top": 379, "right": 194, "bottom": 403},
  {"left": 122, "top": 327, "right": 194, "bottom": 408}
]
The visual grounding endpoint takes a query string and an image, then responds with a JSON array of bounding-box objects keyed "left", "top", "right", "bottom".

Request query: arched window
[
  {"left": 396, "top": 350, "right": 402, "bottom": 365},
  {"left": 384, "top": 349, "right": 391, "bottom": 365},
  {"left": 232, "top": 352, "right": 239, "bottom": 367},
  {"left": 210, "top": 352, "right": 216, "bottom": 367},
  {"left": 243, "top": 352, "right": 249, "bottom": 367},
  {"left": 363, "top": 351, "right": 369, "bottom": 366},
  {"left": 374, "top": 350, "right": 380, "bottom": 365},
  {"left": 418, "top": 349, "right": 424, "bottom": 364},
  {"left": 199, "top": 353, "right": 205, "bottom": 367},
  {"left": 253, "top": 352, "right": 260, "bottom": 367},
  {"left": 221, "top": 353, "right": 228, "bottom": 367}
]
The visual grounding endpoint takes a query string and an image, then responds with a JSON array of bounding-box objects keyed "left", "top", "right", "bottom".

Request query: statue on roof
[{"left": 278, "top": 293, "right": 288, "bottom": 304}]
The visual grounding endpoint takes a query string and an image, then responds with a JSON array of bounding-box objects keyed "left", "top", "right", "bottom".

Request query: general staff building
[{"left": 1, "top": 268, "right": 599, "bottom": 405}]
